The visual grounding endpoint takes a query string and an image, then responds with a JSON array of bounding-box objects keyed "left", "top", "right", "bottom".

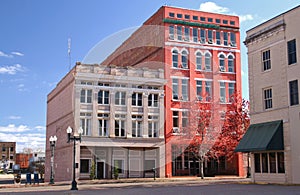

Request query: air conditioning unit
[
  {"left": 169, "top": 35, "right": 174, "bottom": 40},
  {"left": 230, "top": 42, "right": 236, "bottom": 47},
  {"left": 219, "top": 66, "right": 225, "bottom": 72},
  {"left": 184, "top": 37, "right": 189, "bottom": 41},
  {"left": 208, "top": 39, "right": 213, "bottom": 44},
  {"left": 220, "top": 97, "right": 226, "bottom": 103},
  {"left": 172, "top": 127, "right": 180, "bottom": 134}
]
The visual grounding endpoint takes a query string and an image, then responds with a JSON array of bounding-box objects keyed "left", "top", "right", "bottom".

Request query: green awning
[{"left": 235, "top": 120, "right": 284, "bottom": 152}]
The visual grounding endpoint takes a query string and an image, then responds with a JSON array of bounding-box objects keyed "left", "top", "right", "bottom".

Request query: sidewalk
[{"left": 0, "top": 175, "right": 251, "bottom": 190}]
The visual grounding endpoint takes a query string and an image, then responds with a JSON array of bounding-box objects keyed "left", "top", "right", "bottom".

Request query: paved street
[{"left": 0, "top": 178, "right": 300, "bottom": 195}]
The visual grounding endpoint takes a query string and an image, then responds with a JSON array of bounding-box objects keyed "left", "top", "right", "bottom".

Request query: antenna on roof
[{"left": 68, "top": 38, "right": 71, "bottom": 70}]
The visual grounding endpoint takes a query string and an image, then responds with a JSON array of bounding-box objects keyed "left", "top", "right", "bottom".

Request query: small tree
[
  {"left": 90, "top": 160, "right": 96, "bottom": 180},
  {"left": 113, "top": 161, "right": 119, "bottom": 179}
]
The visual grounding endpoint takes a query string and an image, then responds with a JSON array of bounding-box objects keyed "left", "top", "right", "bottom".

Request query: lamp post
[
  {"left": 66, "top": 126, "right": 83, "bottom": 190},
  {"left": 49, "top": 135, "right": 57, "bottom": 184}
]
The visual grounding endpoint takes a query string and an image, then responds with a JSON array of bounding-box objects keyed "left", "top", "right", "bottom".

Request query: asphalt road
[{"left": 1, "top": 182, "right": 300, "bottom": 195}]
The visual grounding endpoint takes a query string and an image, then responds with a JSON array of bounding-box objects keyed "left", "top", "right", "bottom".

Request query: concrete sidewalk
[{"left": 0, "top": 175, "right": 251, "bottom": 191}]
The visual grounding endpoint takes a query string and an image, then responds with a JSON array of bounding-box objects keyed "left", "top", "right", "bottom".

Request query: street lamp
[
  {"left": 67, "top": 126, "right": 83, "bottom": 190},
  {"left": 49, "top": 135, "right": 57, "bottom": 184}
]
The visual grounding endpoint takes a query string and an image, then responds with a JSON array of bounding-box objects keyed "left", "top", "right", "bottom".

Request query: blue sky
[{"left": 0, "top": 0, "right": 299, "bottom": 152}]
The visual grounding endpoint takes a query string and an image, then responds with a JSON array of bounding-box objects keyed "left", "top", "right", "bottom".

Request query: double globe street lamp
[
  {"left": 49, "top": 135, "right": 57, "bottom": 184},
  {"left": 66, "top": 126, "right": 83, "bottom": 190}
]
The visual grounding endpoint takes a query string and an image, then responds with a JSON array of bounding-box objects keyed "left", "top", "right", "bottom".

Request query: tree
[{"left": 183, "top": 94, "right": 250, "bottom": 178}]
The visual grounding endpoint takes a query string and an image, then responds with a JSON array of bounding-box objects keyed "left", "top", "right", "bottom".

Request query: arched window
[
  {"left": 196, "top": 52, "right": 202, "bottom": 70},
  {"left": 172, "top": 50, "right": 178, "bottom": 68},
  {"left": 219, "top": 54, "right": 225, "bottom": 72},
  {"left": 181, "top": 50, "right": 188, "bottom": 69},
  {"left": 228, "top": 55, "right": 234, "bottom": 72},
  {"left": 205, "top": 53, "right": 211, "bottom": 71}
]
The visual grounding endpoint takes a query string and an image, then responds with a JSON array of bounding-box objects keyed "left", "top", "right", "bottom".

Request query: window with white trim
[
  {"left": 181, "top": 79, "right": 189, "bottom": 101},
  {"left": 172, "top": 50, "right": 179, "bottom": 68},
  {"left": 132, "top": 115, "right": 143, "bottom": 137},
  {"left": 228, "top": 83, "right": 235, "bottom": 101},
  {"left": 219, "top": 54, "right": 225, "bottom": 72},
  {"left": 208, "top": 30, "right": 213, "bottom": 44},
  {"left": 169, "top": 25, "right": 174, "bottom": 40},
  {"left": 115, "top": 114, "right": 126, "bottom": 137},
  {"left": 254, "top": 152, "right": 285, "bottom": 174},
  {"left": 196, "top": 80, "right": 203, "bottom": 101},
  {"left": 80, "top": 89, "right": 92, "bottom": 103},
  {"left": 228, "top": 55, "right": 234, "bottom": 72},
  {"left": 172, "top": 111, "right": 179, "bottom": 133},
  {"left": 264, "top": 88, "right": 273, "bottom": 109},
  {"left": 177, "top": 26, "right": 182, "bottom": 41},
  {"left": 220, "top": 82, "right": 226, "bottom": 103},
  {"left": 200, "top": 29, "right": 205, "bottom": 43},
  {"left": 98, "top": 90, "right": 109, "bottom": 104},
  {"left": 196, "top": 52, "right": 202, "bottom": 70},
  {"left": 98, "top": 113, "right": 109, "bottom": 137},
  {"left": 216, "top": 31, "right": 221, "bottom": 45},
  {"left": 205, "top": 53, "right": 211, "bottom": 71},
  {"left": 223, "top": 32, "right": 228, "bottom": 46},
  {"left": 172, "top": 78, "right": 179, "bottom": 100},
  {"left": 115, "top": 91, "right": 126, "bottom": 105},
  {"left": 262, "top": 50, "right": 271, "bottom": 71},
  {"left": 148, "top": 94, "right": 158, "bottom": 107},
  {"left": 288, "top": 39, "right": 297, "bottom": 65},
  {"left": 181, "top": 50, "right": 188, "bottom": 69},
  {"left": 230, "top": 32, "right": 236, "bottom": 47},
  {"left": 80, "top": 113, "right": 92, "bottom": 136},
  {"left": 114, "top": 160, "right": 124, "bottom": 174},
  {"left": 148, "top": 115, "right": 158, "bottom": 138},
  {"left": 205, "top": 81, "right": 212, "bottom": 101},
  {"left": 184, "top": 26, "right": 189, "bottom": 41},
  {"left": 132, "top": 93, "right": 143, "bottom": 106},
  {"left": 193, "top": 28, "right": 198, "bottom": 42}
]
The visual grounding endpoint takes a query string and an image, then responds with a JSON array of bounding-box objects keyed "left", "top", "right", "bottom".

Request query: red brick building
[
  {"left": 102, "top": 6, "right": 244, "bottom": 177},
  {"left": 16, "top": 153, "right": 33, "bottom": 170}
]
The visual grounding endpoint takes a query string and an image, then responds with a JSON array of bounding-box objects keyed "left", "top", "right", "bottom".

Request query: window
[
  {"left": 177, "top": 26, "right": 182, "bottom": 41},
  {"left": 172, "top": 78, "right": 179, "bottom": 100},
  {"left": 173, "top": 111, "right": 179, "bottom": 129},
  {"left": 81, "top": 81, "right": 93, "bottom": 85},
  {"left": 264, "top": 88, "right": 273, "bottom": 109},
  {"left": 208, "top": 18, "right": 213, "bottom": 22},
  {"left": 269, "top": 152, "right": 276, "bottom": 173},
  {"left": 219, "top": 54, "right": 225, "bottom": 71},
  {"left": 98, "top": 90, "right": 109, "bottom": 104},
  {"left": 223, "top": 32, "right": 228, "bottom": 46},
  {"left": 192, "top": 28, "right": 198, "bottom": 42},
  {"left": 2, "top": 147, "right": 5, "bottom": 152},
  {"left": 205, "top": 53, "right": 211, "bottom": 70},
  {"left": 192, "top": 16, "right": 198, "bottom": 20},
  {"left": 181, "top": 50, "right": 188, "bottom": 69},
  {"left": 200, "top": 29, "right": 206, "bottom": 43},
  {"left": 216, "top": 19, "right": 221, "bottom": 23},
  {"left": 182, "top": 111, "right": 188, "bottom": 128},
  {"left": 115, "top": 91, "right": 126, "bottom": 105},
  {"left": 196, "top": 52, "right": 202, "bottom": 70},
  {"left": 262, "top": 50, "right": 271, "bottom": 71},
  {"left": 80, "top": 159, "right": 90, "bottom": 173},
  {"left": 277, "top": 152, "right": 285, "bottom": 173},
  {"left": 169, "top": 12, "right": 175, "bottom": 17},
  {"left": 200, "top": 17, "right": 206, "bottom": 21},
  {"left": 148, "top": 115, "right": 158, "bottom": 138},
  {"left": 132, "top": 93, "right": 143, "bottom": 106},
  {"left": 208, "top": 30, "right": 213, "bottom": 44},
  {"left": 289, "top": 80, "right": 299, "bottom": 106},
  {"left": 261, "top": 153, "right": 268, "bottom": 173},
  {"left": 114, "top": 160, "right": 124, "bottom": 174},
  {"left": 184, "top": 27, "right": 189, "bottom": 41},
  {"left": 220, "top": 82, "right": 226, "bottom": 103},
  {"left": 216, "top": 31, "right": 221, "bottom": 45},
  {"left": 254, "top": 153, "right": 261, "bottom": 173},
  {"left": 98, "top": 82, "right": 109, "bottom": 86},
  {"left": 196, "top": 80, "right": 203, "bottom": 101},
  {"left": 148, "top": 94, "right": 158, "bottom": 107},
  {"left": 80, "top": 113, "right": 92, "bottom": 136},
  {"left": 184, "top": 14, "right": 190, "bottom": 20},
  {"left": 230, "top": 32, "right": 236, "bottom": 46},
  {"left": 169, "top": 25, "right": 174, "bottom": 40},
  {"left": 230, "top": 21, "right": 235, "bottom": 26},
  {"left": 228, "top": 55, "right": 234, "bottom": 72},
  {"left": 115, "top": 114, "right": 125, "bottom": 137},
  {"left": 10, "top": 155, "right": 13, "bottom": 160},
  {"left": 172, "top": 50, "right": 179, "bottom": 68},
  {"left": 10, "top": 147, "right": 14, "bottom": 152},
  {"left": 288, "top": 39, "right": 297, "bottom": 65},
  {"left": 80, "top": 89, "right": 92, "bottom": 103},
  {"left": 205, "top": 81, "right": 212, "bottom": 101},
  {"left": 228, "top": 83, "right": 235, "bottom": 100},
  {"left": 98, "top": 113, "right": 109, "bottom": 137},
  {"left": 223, "top": 20, "right": 228, "bottom": 24},
  {"left": 132, "top": 115, "right": 143, "bottom": 137},
  {"left": 181, "top": 79, "right": 189, "bottom": 101},
  {"left": 177, "top": 14, "right": 182, "bottom": 18}
]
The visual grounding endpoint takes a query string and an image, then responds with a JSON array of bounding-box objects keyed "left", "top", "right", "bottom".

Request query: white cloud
[
  {"left": 0, "top": 124, "right": 46, "bottom": 152},
  {"left": 8, "top": 116, "right": 21, "bottom": 120},
  {"left": 11, "top": 51, "right": 24, "bottom": 57},
  {"left": 34, "top": 126, "right": 46, "bottom": 131},
  {"left": 199, "top": 2, "right": 229, "bottom": 14},
  {"left": 199, "top": 2, "right": 254, "bottom": 23},
  {"left": 0, "top": 64, "right": 24, "bottom": 75},
  {"left": 0, "top": 51, "right": 13, "bottom": 58}
]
